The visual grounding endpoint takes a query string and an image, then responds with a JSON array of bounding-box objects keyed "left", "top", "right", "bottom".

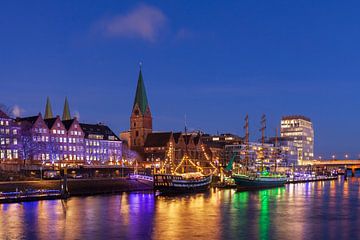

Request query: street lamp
[
  {"left": 345, "top": 154, "right": 349, "bottom": 159},
  {"left": 332, "top": 155, "right": 335, "bottom": 160}
]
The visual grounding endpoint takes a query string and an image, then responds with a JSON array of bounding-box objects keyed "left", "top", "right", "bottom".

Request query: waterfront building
[
  {"left": 62, "top": 118, "right": 85, "bottom": 164},
  {"left": 81, "top": 123, "right": 122, "bottom": 165},
  {"left": 16, "top": 114, "right": 50, "bottom": 163},
  {"left": 202, "top": 133, "right": 243, "bottom": 166},
  {"left": 44, "top": 116, "right": 69, "bottom": 163},
  {"left": 0, "top": 109, "right": 21, "bottom": 164},
  {"left": 280, "top": 115, "right": 314, "bottom": 165},
  {"left": 1, "top": 98, "right": 122, "bottom": 168},
  {"left": 143, "top": 131, "right": 214, "bottom": 173}
]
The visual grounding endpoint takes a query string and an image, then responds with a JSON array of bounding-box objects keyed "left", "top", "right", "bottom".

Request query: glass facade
[{"left": 280, "top": 116, "right": 314, "bottom": 165}]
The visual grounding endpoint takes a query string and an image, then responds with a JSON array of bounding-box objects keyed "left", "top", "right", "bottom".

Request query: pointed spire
[
  {"left": 44, "top": 97, "right": 54, "bottom": 119},
  {"left": 133, "top": 66, "right": 149, "bottom": 114},
  {"left": 62, "top": 97, "right": 71, "bottom": 121}
]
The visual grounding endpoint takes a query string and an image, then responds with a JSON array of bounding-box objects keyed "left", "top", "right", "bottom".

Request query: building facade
[
  {"left": 0, "top": 110, "right": 21, "bottom": 163},
  {"left": 81, "top": 123, "right": 122, "bottom": 165},
  {"left": 280, "top": 115, "right": 314, "bottom": 165},
  {"left": 143, "top": 131, "right": 215, "bottom": 174},
  {"left": 1, "top": 98, "right": 122, "bottom": 168}
]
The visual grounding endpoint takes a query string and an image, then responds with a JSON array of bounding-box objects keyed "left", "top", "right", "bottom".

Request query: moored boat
[
  {"left": 233, "top": 172, "right": 287, "bottom": 190},
  {"left": 232, "top": 114, "right": 287, "bottom": 190},
  {"left": 153, "top": 126, "right": 216, "bottom": 194},
  {"left": 154, "top": 172, "right": 212, "bottom": 193}
]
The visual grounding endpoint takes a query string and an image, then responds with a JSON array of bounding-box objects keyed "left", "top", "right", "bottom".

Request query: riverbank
[{"left": 0, "top": 178, "right": 153, "bottom": 197}]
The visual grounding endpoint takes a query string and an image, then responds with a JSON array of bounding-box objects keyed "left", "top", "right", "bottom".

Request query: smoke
[{"left": 12, "top": 105, "right": 24, "bottom": 117}]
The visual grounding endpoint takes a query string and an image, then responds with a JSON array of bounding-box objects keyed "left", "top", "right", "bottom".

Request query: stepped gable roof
[
  {"left": 79, "top": 123, "right": 120, "bottom": 141},
  {"left": 44, "top": 117, "right": 58, "bottom": 129},
  {"left": 0, "top": 109, "right": 9, "bottom": 119},
  {"left": 133, "top": 69, "right": 149, "bottom": 114},
  {"left": 173, "top": 132, "right": 182, "bottom": 143},
  {"left": 62, "top": 119, "right": 75, "bottom": 130},
  {"left": 144, "top": 132, "right": 172, "bottom": 148}
]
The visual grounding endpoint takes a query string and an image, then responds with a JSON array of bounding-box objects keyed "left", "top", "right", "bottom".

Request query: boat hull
[
  {"left": 154, "top": 174, "right": 212, "bottom": 194},
  {"left": 233, "top": 175, "right": 286, "bottom": 190}
]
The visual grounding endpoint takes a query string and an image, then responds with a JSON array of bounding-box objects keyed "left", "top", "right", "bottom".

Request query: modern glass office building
[{"left": 280, "top": 115, "right": 314, "bottom": 165}]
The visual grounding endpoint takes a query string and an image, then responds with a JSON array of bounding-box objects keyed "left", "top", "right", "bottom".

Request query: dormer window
[{"left": 134, "top": 109, "right": 139, "bottom": 116}]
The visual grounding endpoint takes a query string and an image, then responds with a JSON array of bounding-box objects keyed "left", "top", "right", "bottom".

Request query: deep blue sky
[{"left": 1, "top": 1, "right": 360, "bottom": 158}]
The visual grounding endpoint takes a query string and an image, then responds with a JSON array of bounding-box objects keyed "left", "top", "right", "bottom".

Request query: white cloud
[
  {"left": 96, "top": 4, "right": 167, "bottom": 42},
  {"left": 12, "top": 105, "right": 24, "bottom": 117}
]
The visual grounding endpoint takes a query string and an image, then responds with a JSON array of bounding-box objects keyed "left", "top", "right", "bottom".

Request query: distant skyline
[{"left": 1, "top": 1, "right": 360, "bottom": 158}]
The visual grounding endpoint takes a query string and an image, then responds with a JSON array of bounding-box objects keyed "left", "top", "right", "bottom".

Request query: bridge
[{"left": 302, "top": 159, "right": 360, "bottom": 176}]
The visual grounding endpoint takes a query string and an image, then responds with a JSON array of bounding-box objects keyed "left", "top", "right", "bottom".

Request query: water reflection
[{"left": 0, "top": 179, "right": 360, "bottom": 239}]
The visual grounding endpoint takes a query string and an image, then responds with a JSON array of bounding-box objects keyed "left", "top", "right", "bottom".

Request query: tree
[{"left": 20, "top": 121, "right": 46, "bottom": 165}]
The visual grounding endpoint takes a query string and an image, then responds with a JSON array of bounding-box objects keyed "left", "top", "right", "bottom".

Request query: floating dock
[
  {"left": 287, "top": 175, "right": 338, "bottom": 184},
  {"left": 0, "top": 190, "right": 64, "bottom": 204}
]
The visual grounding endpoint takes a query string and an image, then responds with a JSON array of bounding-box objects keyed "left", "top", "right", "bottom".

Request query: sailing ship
[
  {"left": 232, "top": 114, "right": 287, "bottom": 190},
  {"left": 153, "top": 127, "right": 213, "bottom": 194}
]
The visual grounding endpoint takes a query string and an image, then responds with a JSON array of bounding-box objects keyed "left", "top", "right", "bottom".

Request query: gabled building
[
  {"left": 16, "top": 113, "right": 50, "bottom": 163},
  {"left": 143, "top": 131, "right": 214, "bottom": 173},
  {"left": 44, "top": 116, "right": 69, "bottom": 163},
  {"left": 3, "top": 97, "right": 122, "bottom": 168},
  {"left": 62, "top": 118, "right": 85, "bottom": 164}
]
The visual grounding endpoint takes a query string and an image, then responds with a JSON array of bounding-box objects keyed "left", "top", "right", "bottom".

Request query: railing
[
  {"left": 302, "top": 160, "right": 360, "bottom": 165},
  {"left": 129, "top": 174, "right": 154, "bottom": 182}
]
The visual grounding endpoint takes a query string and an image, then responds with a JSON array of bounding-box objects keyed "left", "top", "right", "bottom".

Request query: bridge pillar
[{"left": 352, "top": 167, "right": 356, "bottom": 177}]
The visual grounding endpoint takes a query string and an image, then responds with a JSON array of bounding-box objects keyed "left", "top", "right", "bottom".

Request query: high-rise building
[
  {"left": 280, "top": 115, "right": 314, "bottom": 165},
  {"left": 129, "top": 68, "right": 152, "bottom": 154}
]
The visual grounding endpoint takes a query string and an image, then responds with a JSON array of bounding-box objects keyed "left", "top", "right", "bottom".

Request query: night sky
[{"left": 1, "top": 1, "right": 360, "bottom": 158}]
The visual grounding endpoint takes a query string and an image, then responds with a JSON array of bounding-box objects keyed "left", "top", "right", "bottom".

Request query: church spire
[
  {"left": 133, "top": 66, "right": 149, "bottom": 115},
  {"left": 44, "top": 96, "right": 53, "bottom": 119},
  {"left": 62, "top": 97, "right": 71, "bottom": 121}
]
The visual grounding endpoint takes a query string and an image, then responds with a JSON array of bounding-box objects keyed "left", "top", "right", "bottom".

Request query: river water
[{"left": 0, "top": 177, "right": 359, "bottom": 240}]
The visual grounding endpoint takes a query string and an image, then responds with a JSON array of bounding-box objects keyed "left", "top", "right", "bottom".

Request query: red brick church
[{"left": 121, "top": 68, "right": 216, "bottom": 173}]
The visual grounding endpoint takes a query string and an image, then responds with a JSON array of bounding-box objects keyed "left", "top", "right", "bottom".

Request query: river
[{"left": 0, "top": 177, "right": 359, "bottom": 239}]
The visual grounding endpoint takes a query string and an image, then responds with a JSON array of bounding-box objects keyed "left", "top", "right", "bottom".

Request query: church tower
[{"left": 130, "top": 67, "right": 152, "bottom": 152}]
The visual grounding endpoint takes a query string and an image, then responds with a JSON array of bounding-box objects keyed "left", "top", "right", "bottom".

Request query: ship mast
[
  {"left": 244, "top": 114, "right": 249, "bottom": 171},
  {"left": 260, "top": 114, "right": 266, "bottom": 172},
  {"left": 184, "top": 114, "right": 188, "bottom": 173},
  {"left": 274, "top": 128, "right": 278, "bottom": 173}
]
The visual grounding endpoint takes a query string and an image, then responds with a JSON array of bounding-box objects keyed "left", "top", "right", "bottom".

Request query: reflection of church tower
[{"left": 130, "top": 67, "right": 152, "bottom": 153}]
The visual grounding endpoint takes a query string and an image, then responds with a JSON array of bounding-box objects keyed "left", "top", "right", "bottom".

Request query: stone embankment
[{"left": 0, "top": 178, "right": 153, "bottom": 196}]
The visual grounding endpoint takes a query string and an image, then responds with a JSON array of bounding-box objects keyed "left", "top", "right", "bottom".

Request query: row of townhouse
[{"left": 0, "top": 104, "right": 122, "bottom": 166}]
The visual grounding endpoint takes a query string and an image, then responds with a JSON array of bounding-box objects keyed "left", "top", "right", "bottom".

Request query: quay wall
[{"left": 0, "top": 178, "right": 153, "bottom": 196}]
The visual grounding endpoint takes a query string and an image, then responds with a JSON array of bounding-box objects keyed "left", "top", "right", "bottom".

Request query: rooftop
[{"left": 282, "top": 115, "right": 311, "bottom": 122}]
